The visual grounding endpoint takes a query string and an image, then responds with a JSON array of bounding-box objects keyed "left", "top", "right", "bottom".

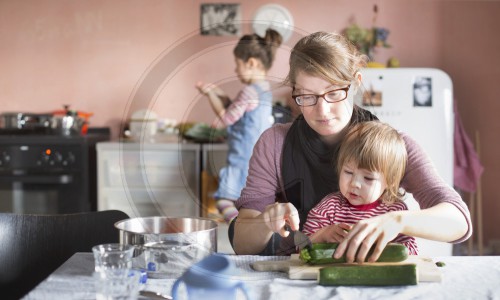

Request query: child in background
[
  {"left": 196, "top": 29, "right": 282, "bottom": 223},
  {"left": 302, "top": 121, "right": 418, "bottom": 255}
]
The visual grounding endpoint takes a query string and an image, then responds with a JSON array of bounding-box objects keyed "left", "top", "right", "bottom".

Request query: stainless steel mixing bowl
[{"left": 114, "top": 217, "right": 218, "bottom": 278}]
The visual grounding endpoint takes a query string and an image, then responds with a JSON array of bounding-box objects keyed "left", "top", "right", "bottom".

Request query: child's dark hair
[{"left": 233, "top": 29, "right": 283, "bottom": 70}]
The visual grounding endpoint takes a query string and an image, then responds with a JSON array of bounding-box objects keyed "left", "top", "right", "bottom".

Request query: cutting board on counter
[{"left": 251, "top": 254, "right": 442, "bottom": 282}]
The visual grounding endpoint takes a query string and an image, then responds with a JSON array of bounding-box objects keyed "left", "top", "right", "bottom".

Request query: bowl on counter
[
  {"left": 114, "top": 217, "right": 217, "bottom": 278},
  {"left": 129, "top": 109, "right": 158, "bottom": 141}
]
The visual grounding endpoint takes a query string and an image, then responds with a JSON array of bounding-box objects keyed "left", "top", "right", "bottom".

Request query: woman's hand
[
  {"left": 262, "top": 202, "right": 300, "bottom": 237},
  {"left": 310, "top": 223, "right": 352, "bottom": 243},
  {"left": 333, "top": 212, "right": 403, "bottom": 263}
]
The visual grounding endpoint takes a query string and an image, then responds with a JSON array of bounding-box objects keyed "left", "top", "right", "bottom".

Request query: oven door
[{"left": 0, "top": 172, "right": 87, "bottom": 214}]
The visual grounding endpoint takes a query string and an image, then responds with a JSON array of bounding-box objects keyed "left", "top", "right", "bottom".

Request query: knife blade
[
  {"left": 294, "top": 230, "right": 312, "bottom": 250},
  {"left": 285, "top": 224, "right": 312, "bottom": 250}
]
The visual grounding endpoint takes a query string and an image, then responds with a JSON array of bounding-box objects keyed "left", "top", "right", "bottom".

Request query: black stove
[
  {"left": 0, "top": 127, "right": 52, "bottom": 136},
  {"left": 0, "top": 128, "right": 110, "bottom": 214}
]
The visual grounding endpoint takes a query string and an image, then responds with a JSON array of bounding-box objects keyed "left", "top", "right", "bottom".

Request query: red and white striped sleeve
[{"left": 220, "top": 85, "right": 259, "bottom": 126}]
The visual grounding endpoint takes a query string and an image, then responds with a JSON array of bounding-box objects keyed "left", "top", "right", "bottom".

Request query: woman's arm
[
  {"left": 234, "top": 209, "right": 272, "bottom": 254},
  {"left": 234, "top": 203, "right": 300, "bottom": 254},
  {"left": 400, "top": 132, "right": 471, "bottom": 241},
  {"left": 334, "top": 202, "right": 467, "bottom": 263},
  {"left": 400, "top": 202, "right": 468, "bottom": 241},
  {"left": 233, "top": 124, "right": 296, "bottom": 254}
]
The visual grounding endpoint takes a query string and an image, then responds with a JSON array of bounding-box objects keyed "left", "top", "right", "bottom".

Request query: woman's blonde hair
[
  {"left": 337, "top": 121, "right": 407, "bottom": 204},
  {"left": 285, "top": 31, "right": 368, "bottom": 86}
]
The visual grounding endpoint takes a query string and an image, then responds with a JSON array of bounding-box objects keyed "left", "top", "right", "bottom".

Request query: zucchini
[
  {"left": 318, "top": 264, "right": 418, "bottom": 286},
  {"left": 299, "top": 242, "right": 408, "bottom": 264}
]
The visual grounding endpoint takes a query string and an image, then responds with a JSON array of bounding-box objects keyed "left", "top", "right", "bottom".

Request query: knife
[
  {"left": 139, "top": 290, "right": 172, "bottom": 300},
  {"left": 285, "top": 224, "right": 312, "bottom": 250}
]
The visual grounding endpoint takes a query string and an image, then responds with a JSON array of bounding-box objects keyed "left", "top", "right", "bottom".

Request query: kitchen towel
[{"left": 453, "top": 101, "right": 484, "bottom": 192}]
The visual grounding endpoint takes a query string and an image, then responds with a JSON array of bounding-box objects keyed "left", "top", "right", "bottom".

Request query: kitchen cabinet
[
  {"left": 96, "top": 142, "right": 200, "bottom": 218},
  {"left": 200, "top": 143, "right": 228, "bottom": 218},
  {"left": 201, "top": 143, "right": 228, "bottom": 177}
]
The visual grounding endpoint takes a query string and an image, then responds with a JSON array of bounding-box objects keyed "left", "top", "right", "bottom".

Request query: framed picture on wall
[{"left": 200, "top": 3, "right": 241, "bottom": 36}]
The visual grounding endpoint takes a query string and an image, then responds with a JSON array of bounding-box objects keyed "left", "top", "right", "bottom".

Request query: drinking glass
[
  {"left": 92, "top": 243, "right": 138, "bottom": 300},
  {"left": 94, "top": 269, "right": 141, "bottom": 300},
  {"left": 92, "top": 243, "right": 134, "bottom": 272}
]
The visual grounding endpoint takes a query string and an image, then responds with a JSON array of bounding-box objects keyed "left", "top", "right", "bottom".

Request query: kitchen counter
[
  {"left": 96, "top": 141, "right": 201, "bottom": 218},
  {"left": 118, "top": 133, "right": 229, "bottom": 146},
  {"left": 24, "top": 253, "right": 500, "bottom": 299},
  {"left": 96, "top": 141, "right": 228, "bottom": 219}
]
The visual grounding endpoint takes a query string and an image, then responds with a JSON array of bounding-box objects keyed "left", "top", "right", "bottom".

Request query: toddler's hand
[{"left": 312, "top": 223, "right": 352, "bottom": 243}]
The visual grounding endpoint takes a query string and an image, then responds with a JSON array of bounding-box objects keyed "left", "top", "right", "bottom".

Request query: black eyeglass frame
[{"left": 292, "top": 85, "right": 351, "bottom": 107}]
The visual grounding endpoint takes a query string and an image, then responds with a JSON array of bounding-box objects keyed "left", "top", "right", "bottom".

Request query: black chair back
[{"left": 0, "top": 210, "right": 129, "bottom": 299}]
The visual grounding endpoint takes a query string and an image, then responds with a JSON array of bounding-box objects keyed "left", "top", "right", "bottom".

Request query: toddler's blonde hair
[{"left": 337, "top": 121, "right": 407, "bottom": 204}]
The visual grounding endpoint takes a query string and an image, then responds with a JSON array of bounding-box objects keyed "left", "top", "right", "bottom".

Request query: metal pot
[
  {"left": 50, "top": 115, "right": 86, "bottom": 136},
  {"left": 0, "top": 113, "right": 24, "bottom": 129},
  {"left": 114, "top": 217, "right": 218, "bottom": 278},
  {"left": 52, "top": 105, "right": 93, "bottom": 135},
  {"left": 0, "top": 112, "right": 52, "bottom": 129}
]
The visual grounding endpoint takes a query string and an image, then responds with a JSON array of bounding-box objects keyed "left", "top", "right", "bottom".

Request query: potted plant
[{"left": 343, "top": 5, "right": 396, "bottom": 67}]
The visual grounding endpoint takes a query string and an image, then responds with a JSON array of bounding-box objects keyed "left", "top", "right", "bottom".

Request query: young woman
[
  {"left": 197, "top": 29, "right": 282, "bottom": 223},
  {"left": 303, "top": 121, "right": 418, "bottom": 255},
  {"left": 232, "top": 31, "right": 471, "bottom": 263}
]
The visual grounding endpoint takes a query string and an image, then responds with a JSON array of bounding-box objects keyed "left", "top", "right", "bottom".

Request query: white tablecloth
[{"left": 24, "top": 253, "right": 500, "bottom": 300}]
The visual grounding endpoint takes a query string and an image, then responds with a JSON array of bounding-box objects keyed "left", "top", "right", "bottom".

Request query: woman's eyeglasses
[{"left": 292, "top": 85, "right": 351, "bottom": 107}]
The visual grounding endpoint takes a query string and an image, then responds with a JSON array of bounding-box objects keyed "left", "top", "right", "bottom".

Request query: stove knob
[
  {"left": 1, "top": 151, "right": 11, "bottom": 166},
  {"left": 54, "top": 152, "right": 63, "bottom": 163},
  {"left": 67, "top": 152, "right": 76, "bottom": 164}
]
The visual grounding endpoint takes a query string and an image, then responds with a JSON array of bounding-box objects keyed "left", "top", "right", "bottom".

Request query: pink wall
[
  {"left": 440, "top": 1, "right": 500, "bottom": 253},
  {"left": 1, "top": 0, "right": 499, "bottom": 249}
]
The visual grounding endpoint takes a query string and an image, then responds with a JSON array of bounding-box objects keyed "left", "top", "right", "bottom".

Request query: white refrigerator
[{"left": 360, "top": 68, "right": 454, "bottom": 256}]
